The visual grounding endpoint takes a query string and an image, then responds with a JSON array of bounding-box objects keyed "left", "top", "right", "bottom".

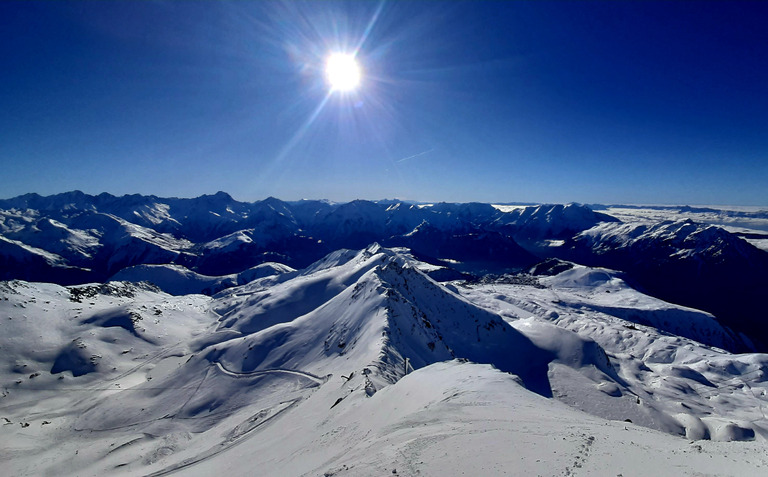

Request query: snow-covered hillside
[{"left": 3, "top": 245, "right": 768, "bottom": 476}]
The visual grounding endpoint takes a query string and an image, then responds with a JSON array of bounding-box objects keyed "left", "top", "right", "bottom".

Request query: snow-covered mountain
[
  {"left": 494, "top": 203, "right": 620, "bottom": 245},
  {"left": 0, "top": 192, "right": 563, "bottom": 280},
  {"left": 3, "top": 244, "right": 768, "bottom": 476},
  {"left": 2, "top": 191, "right": 766, "bottom": 350}
]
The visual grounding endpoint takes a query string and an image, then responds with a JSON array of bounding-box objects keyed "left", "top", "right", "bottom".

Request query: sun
[{"left": 325, "top": 53, "right": 361, "bottom": 92}]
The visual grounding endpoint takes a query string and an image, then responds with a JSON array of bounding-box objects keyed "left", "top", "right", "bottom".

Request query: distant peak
[
  {"left": 262, "top": 196, "right": 286, "bottom": 206},
  {"left": 197, "top": 191, "right": 234, "bottom": 202},
  {"left": 54, "top": 190, "right": 88, "bottom": 200}
]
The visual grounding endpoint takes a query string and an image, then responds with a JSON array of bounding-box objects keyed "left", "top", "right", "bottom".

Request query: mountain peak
[{"left": 210, "top": 191, "right": 234, "bottom": 201}]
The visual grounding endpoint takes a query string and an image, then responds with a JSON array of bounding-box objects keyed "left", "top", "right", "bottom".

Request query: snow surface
[{"left": 2, "top": 245, "right": 768, "bottom": 476}]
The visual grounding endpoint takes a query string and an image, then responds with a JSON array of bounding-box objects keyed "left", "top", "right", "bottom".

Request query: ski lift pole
[{"left": 404, "top": 357, "right": 409, "bottom": 376}]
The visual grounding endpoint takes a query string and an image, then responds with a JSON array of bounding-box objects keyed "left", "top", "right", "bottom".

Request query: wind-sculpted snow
[
  {"left": 212, "top": 246, "right": 392, "bottom": 335},
  {"left": 0, "top": 281, "right": 214, "bottom": 383}
]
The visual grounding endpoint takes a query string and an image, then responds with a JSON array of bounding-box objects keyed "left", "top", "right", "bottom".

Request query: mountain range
[{"left": 2, "top": 191, "right": 767, "bottom": 350}]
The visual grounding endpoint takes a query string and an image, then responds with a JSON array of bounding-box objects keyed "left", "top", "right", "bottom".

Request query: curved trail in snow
[{"left": 212, "top": 361, "right": 328, "bottom": 384}]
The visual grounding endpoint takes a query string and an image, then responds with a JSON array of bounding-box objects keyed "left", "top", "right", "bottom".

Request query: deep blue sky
[{"left": 2, "top": 1, "right": 767, "bottom": 205}]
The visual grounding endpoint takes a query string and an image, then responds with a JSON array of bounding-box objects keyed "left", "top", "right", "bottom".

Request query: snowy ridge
[
  {"left": 494, "top": 203, "right": 619, "bottom": 243},
  {"left": 210, "top": 246, "right": 561, "bottom": 399},
  {"left": 457, "top": 262, "right": 768, "bottom": 440},
  {"left": 111, "top": 264, "right": 238, "bottom": 296},
  {"left": 572, "top": 219, "right": 758, "bottom": 260}
]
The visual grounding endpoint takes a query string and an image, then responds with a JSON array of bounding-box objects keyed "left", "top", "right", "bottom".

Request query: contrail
[{"left": 396, "top": 148, "right": 435, "bottom": 163}]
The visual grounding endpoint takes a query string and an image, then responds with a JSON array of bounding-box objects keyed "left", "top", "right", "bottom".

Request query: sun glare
[{"left": 325, "top": 53, "right": 361, "bottom": 92}]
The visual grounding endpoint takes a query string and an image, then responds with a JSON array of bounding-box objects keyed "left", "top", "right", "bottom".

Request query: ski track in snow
[{"left": 212, "top": 361, "right": 328, "bottom": 385}]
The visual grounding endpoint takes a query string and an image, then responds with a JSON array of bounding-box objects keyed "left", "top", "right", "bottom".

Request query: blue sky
[{"left": 1, "top": 1, "right": 767, "bottom": 205}]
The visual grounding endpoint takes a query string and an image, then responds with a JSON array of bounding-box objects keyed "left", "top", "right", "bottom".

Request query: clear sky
[{"left": 1, "top": 1, "right": 767, "bottom": 205}]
